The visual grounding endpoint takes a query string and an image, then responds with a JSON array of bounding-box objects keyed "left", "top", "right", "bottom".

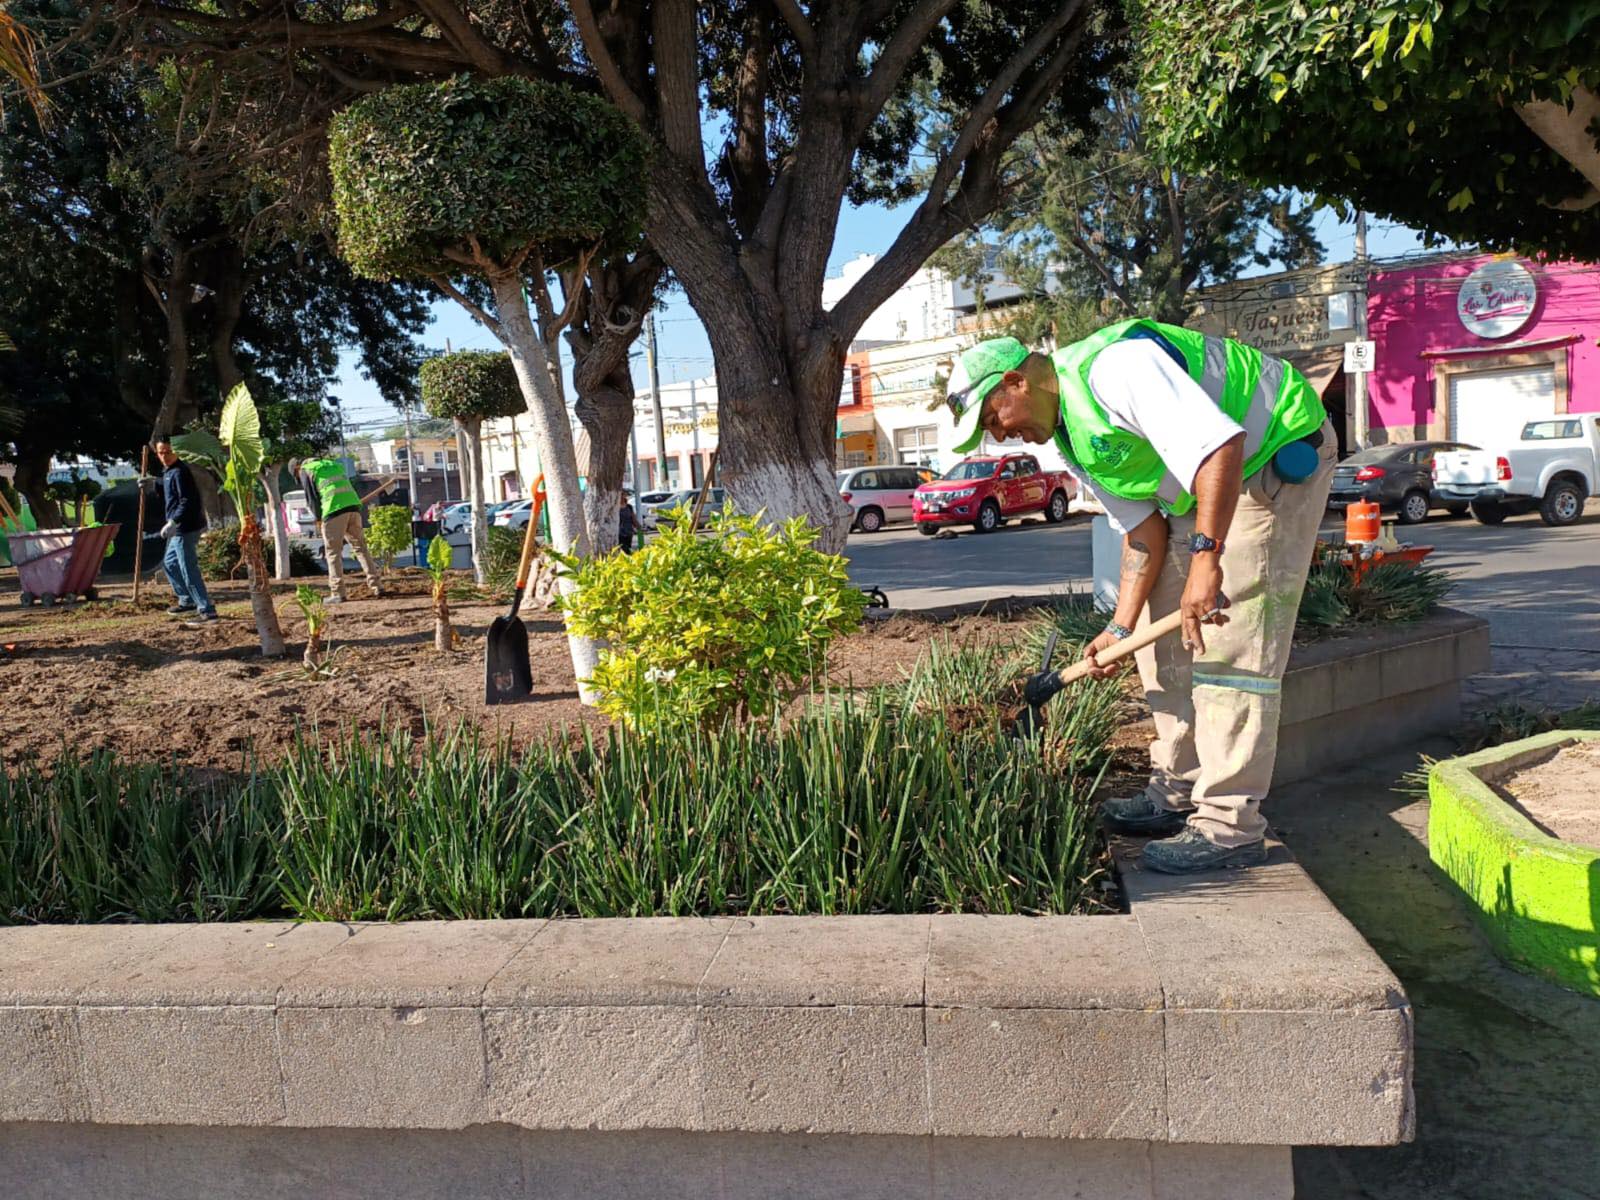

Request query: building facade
[{"left": 1364, "top": 254, "right": 1600, "bottom": 447}]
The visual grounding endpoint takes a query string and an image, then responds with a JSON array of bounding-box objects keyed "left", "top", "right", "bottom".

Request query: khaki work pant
[
  {"left": 1132, "top": 423, "right": 1337, "bottom": 847},
  {"left": 321, "top": 508, "right": 380, "bottom": 599}
]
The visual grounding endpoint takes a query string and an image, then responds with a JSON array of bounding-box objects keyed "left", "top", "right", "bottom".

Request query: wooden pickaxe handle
[{"left": 1055, "top": 609, "right": 1186, "bottom": 686}]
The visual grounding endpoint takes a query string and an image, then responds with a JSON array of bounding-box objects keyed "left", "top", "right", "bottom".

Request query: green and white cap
[{"left": 946, "top": 337, "right": 1029, "bottom": 454}]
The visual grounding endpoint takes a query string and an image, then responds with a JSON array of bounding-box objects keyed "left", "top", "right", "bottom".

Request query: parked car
[
  {"left": 1326, "top": 441, "right": 1477, "bottom": 525},
  {"left": 1433, "top": 414, "right": 1599, "bottom": 527},
  {"left": 281, "top": 489, "right": 317, "bottom": 537},
  {"left": 911, "top": 453, "right": 1075, "bottom": 535},
  {"left": 635, "top": 488, "right": 680, "bottom": 529},
  {"left": 837, "top": 465, "right": 926, "bottom": 533},
  {"left": 654, "top": 487, "right": 727, "bottom": 530},
  {"left": 492, "top": 499, "right": 536, "bottom": 530},
  {"left": 437, "top": 501, "right": 473, "bottom": 545}
]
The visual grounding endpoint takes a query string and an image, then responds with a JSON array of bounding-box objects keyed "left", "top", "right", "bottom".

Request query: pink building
[{"left": 1366, "top": 253, "right": 1600, "bottom": 448}]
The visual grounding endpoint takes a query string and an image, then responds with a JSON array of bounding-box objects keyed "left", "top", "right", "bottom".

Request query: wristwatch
[{"left": 1187, "top": 532, "right": 1225, "bottom": 556}]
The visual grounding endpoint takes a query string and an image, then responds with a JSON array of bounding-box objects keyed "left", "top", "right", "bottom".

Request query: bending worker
[
  {"left": 289, "top": 455, "right": 383, "bottom": 603},
  {"left": 944, "top": 321, "right": 1335, "bottom": 874}
]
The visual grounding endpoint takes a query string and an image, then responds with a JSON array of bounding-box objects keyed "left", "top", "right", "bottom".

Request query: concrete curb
[
  {"left": 0, "top": 850, "right": 1412, "bottom": 1153},
  {"left": 1428, "top": 729, "right": 1600, "bottom": 997}
]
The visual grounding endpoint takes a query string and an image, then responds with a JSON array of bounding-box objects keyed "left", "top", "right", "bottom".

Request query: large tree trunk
[
  {"left": 12, "top": 452, "right": 60, "bottom": 527},
  {"left": 261, "top": 465, "right": 293, "bottom": 580},
  {"left": 487, "top": 271, "right": 600, "bottom": 704}
]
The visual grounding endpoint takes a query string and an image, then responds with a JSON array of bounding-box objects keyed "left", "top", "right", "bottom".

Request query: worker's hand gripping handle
[{"left": 1054, "top": 609, "right": 1188, "bottom": 686}]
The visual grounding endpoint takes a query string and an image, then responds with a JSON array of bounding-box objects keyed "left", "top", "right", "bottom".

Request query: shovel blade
[{"left": 484, "top": 613, "right": 532, "bottom": 704}]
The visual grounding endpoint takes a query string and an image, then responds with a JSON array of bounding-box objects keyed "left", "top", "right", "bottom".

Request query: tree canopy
[
  {"left": 1138, "top": 0, "right": 1600, "bottom": 256},
  {"left": 419, "top": 350, "right": 524, "bottom": 424},
  {"left": 329, "top": 75, "right": 649, "bottom": 284}
]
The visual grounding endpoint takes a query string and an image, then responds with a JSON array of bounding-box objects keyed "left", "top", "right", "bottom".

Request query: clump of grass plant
[
  {"left": 2, "top": 695, "right": 1117, "bottom": 925},
  {"left": 1296, "top": 554, "right": 1454, "bottom": 640}
]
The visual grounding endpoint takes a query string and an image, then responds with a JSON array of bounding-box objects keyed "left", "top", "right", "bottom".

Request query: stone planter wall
[
  {"left": 1428, "top": 730, "right": 1600, "bottom": 998},
  {"left": 1276, "top": 608, "right": 1491, "bottom": 786},
  {"left": 0, "top": 842, "right": 1412, "bottom": 1200}
]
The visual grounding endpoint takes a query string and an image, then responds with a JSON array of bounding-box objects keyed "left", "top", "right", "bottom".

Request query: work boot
[
  {"left": 326, "top": 594, "right": 346, "bottom": 605},
  {"left": 1100, "top": 793, "right": 1189, "bottom": 837},
  {"left": 166, "top": 603, "right": 194, "bottom": 616},
  {"left": 1141, "top": 828, "right": 1267, "bottom": 874}
]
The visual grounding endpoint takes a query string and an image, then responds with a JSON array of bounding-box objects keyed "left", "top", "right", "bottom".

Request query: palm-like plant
[{"left": 0, "top": 7, "right": 49, "bottom": 122}]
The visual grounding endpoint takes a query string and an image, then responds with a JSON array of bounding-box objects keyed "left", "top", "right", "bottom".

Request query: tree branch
[
  {"left": 427, "top": 274, "right": 503, "bottom": 342},
  {"left": 771, "top": 0, "right": 816, "bottom": 58},
  {"left": 568, "top": 0, "right": 650, "bottom": 125},
  {"left": 653, "top": 0, "right": 704, "bottom": 164},
  {"left": 853, "top": 0, "right": 959, "bottom": 139}
]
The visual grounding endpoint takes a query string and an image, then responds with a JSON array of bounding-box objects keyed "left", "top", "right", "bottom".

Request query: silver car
[{"left": 838, "top": 465, "right": 926, "bottom": 533}]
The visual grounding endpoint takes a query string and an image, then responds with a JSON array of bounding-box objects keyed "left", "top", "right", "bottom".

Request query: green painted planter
[{"left": 1429, "top": 731, "right": 1600, "bottom": 998}]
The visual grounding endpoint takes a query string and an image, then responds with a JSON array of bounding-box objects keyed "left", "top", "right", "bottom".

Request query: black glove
[{"left": 1023, "top": 668, "right": 1065, "bottom": 710}]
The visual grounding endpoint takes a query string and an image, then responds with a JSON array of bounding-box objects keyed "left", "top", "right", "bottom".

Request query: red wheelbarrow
[{"left": 8, "top": 525, "right": 119, "bottom": 606}]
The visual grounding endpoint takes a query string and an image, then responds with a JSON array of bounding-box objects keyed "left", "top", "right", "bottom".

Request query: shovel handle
[
  {"left": 1055, "top": 609, "right": 1187, "bottom": 686},
  {"left": 512, "top": 498, "right": 541, "bottom": 595}
]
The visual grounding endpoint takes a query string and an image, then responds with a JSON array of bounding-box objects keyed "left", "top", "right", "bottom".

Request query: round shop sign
[{"left": 1457, "top": 259, "right": 1538, "bottom": 339}]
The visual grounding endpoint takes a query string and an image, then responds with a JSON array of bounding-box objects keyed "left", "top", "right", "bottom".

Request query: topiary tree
[
  {"left": 330, "top": 74, "right": 649, "bottom": 701},
  {"left": 418, "top": 350, "right": 525, "bottom": 585}
]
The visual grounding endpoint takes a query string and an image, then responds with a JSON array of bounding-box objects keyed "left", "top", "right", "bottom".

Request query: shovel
[
  {"left": 483, "top": 496, "right": 544, "bottom": 704},
  {"left": 1012, "top": 609, "right": 1189, "bottom": 739}
]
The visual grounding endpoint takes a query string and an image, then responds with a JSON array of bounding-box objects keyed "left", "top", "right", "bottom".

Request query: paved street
[{"left": 845, "top": 503, "right": 1600, "bottom": 657}]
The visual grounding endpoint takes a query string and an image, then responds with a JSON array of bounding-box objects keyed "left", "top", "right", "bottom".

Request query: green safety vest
[
  {"left": 1051, "top": 319, "right": 1326, "bottom": 516},
  {"left": 303, "top": 458, "right": 361, "bottom": 519}
]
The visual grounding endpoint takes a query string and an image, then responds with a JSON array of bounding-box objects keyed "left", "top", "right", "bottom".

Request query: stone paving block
[
  {"left": 0, "top": 1007, "right": 86, "bottom": 1122},
  {"left": 520, "top": 1129, "right": 724, "bottom": 1200},
  {"left": 699, "top": 1005, "right": 928, "bottom": 1135},
  {"left": 699, "top": 915, "right": 928, "bottom": 1006},
  {"left": 1149, "top": 1143, "right": 1293, "bottom": 1200},
  {"left": 1378, "top": 635, "right": 1459, "bottom": 698},
  {"left": 1279, "top": 664, "right": 1335, "bottom": 726},
  {"left": 926, "top": 1006, "right": 1166, "bottom": 1140},
  {"left": 1164, "top": 1007, "right": 1414, "bottom": 1146},
  {"left": 1133, "top": 908, "right": 1406, "bottom": 1012},
  {"left": 1116, "top": 840, "right": 1338, "bottom": 917},
  {"left": 277, "top": 919, "right": 544, "bottom": 1007},
  {"left": 78, "top": 921, "right": 356, "bottom": 1006},
  {"left": 276, "top": 1005, "right": 489, "bottom": 1129},
  {"left": 926, "top": 914, "right": 1160, "bottom": 1010},
  {"left": 0, "top": 925, "right": 187, "bottom": 1005},
  {"left": 930, "top": 1135, "right": 1153, "bottom": 1200},
  {"left": 1328, "top": 650, "right": 1384, "bottom": 714},
  {"left": 484, "top": 1006, "right": 702, "bottom": 1131},
  {"left": 77, "top": 1005, "right": 283, "bottom": 1125},
  {"left": 717, "top": 1130, "right": 932, "bottom": 1200},
  {"left": 484, "top": 917, "right": 733, "bottom": 1007}
]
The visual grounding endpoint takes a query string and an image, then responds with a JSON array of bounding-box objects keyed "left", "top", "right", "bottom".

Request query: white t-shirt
[{"left": 1066, "top": 338, "right": 1245, "bottom": 535}]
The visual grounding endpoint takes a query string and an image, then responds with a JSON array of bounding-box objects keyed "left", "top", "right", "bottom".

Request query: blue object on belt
[{"left": 1272, "top": 439, "right": 1320, "bottom": 484}]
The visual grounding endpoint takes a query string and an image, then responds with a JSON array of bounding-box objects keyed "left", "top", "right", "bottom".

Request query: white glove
[{"left": 159, "top": 521, "right": 178, "bottom": 539}]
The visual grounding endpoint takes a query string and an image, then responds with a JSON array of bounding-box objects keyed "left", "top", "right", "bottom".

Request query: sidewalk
[{"left": 1270, "top": 648, "right": 1600, "bottom": 1199}]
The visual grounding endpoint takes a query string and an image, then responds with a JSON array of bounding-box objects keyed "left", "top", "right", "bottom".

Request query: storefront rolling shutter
[{"left": 1448, "top": 365, "right": 1556, "bottom": 448}]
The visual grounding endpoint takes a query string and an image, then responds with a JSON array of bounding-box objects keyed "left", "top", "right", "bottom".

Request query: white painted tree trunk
[
  {"left": 461, "top": 418, "right": 488, "bottom": 585},
  {"left": 488, "top": 273, "right": 600, "bottom": 705},
  {"left": 261, "top": 467, "right": 292, "bottom": 580},
  {"left": 725, "top": 451, "right": 852, "bottom": 554}
]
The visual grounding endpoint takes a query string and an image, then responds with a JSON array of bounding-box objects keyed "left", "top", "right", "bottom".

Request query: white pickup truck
[{"left": 1433, "top": 414, "right": 1599, "bottom": 527}]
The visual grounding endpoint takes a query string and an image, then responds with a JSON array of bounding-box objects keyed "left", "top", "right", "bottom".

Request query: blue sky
[{"left": 331, "top": 199, "right": 1437, "bottom": 437}]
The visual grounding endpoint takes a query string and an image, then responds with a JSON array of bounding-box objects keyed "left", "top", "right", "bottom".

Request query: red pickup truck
[{"left": 911, "top": 452, "right": 1076, "bottom": 534}]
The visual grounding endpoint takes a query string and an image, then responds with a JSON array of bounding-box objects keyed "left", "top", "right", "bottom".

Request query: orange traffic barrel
[{"left": 1345, "top": 499, "right": 1381, "bottom": 544}]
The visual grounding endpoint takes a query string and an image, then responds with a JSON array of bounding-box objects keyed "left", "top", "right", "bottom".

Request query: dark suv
[{"left": 1327, "top": 441, "right": 1478, "bottom": 524}]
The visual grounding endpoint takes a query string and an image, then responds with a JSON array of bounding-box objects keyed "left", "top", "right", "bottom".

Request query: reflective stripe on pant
[
  {"left": 322, "top": 508, "right": 379, "bottom": 599},
  {"left": 1132, "top": 422, "right": 1336, "bottom": 847}
]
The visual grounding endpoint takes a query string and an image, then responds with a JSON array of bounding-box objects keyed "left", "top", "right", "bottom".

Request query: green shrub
[
  {"left": 555, "top": 509, "right": 868, "bottom": 730},
  {"left": 418, "top": 351, "right": 524, "bottom": 424},
  {"left": 365, "top": 504, "right": 413, "bottom": 571},
  {"left": 197, "top": 524, "right": 319, "bottom": 580},
  {"left": 1, "top": 700, "right": 1112, "bottom": 924},
  {"left": 1296, "top": 553, "right": 1454, "bottom": 640}
]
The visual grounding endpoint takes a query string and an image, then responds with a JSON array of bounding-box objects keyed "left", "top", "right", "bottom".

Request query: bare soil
[
  {"left": 1496, "top": 739, "right": 1600, "bottom": 849},
  {"left": 0, "top": 573, "right": 1052, "bottom": 770}
]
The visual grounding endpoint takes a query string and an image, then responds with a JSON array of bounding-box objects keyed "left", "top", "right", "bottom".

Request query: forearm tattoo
[{"left": 1121, "top": 537, "right": 1153, "bottom": 583}]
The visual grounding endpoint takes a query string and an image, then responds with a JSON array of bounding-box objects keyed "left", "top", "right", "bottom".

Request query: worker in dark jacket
[
  {"left": 618, "top": 492, "right": 638, "bottom": 553},
  {"left": 289, "top": 455, "right": 382, "bottom": 602},
  {"left": 153, "top": 439, "right": 217, "bottom": 621}
]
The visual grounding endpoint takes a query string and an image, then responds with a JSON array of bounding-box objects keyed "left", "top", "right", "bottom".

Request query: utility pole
[
  {"left": 647, "top": 312, "right": 668, "bottom": 489},
  {"left": 402, "top": 404, "right": 420, "bottom": 515},
  {"left": 688, "top": 377, "right": 701, "bottom": 485},
  {"left": 1351, "top": 210, "right": 1371, "bottom": 451},
  {"left": 628, "top": 419, "right": 642, "bottom": 495}
]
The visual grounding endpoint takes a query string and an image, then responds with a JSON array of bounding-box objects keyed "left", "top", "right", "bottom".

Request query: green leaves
[
  {"left": 169, "top": 429, "right": 226, "bottom": 475},
  {"left": 328, "top": 75, "right": 649, "bottom": 283},
  {"left": 555, "top": 508, "right": 867, "bottom": 731},
  {"left": 425, "top": 533, "right": 451, "bottom": 582},
  {"left": 418, "top": 350, "right": 524, "bottom": 423},
  {"left": 365, "top": 504, "right": 413, "bottom": 572}
]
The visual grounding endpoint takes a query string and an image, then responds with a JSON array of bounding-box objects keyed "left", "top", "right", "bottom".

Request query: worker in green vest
[
  {"left": 289, "top": 456, "right": 383, "bottom": 603},
  {"left": 945, "top": 320, "right": 1336, "bottom": 874}
]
